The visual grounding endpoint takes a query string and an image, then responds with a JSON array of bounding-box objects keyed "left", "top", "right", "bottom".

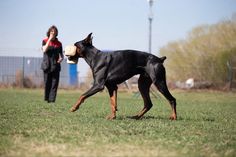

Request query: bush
[
  {"left": 14, "top": 70, "right": 36, "bottom": 88},
  {"left": 160, "top": 16, "right": 236, "bottom": 86}
]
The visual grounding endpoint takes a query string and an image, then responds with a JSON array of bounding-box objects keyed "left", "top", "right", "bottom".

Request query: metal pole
[
  {"left": 149, "top": 17, "right": 152, "bottom": 54},
  {"left": 22, "top": 56, "right": 25, "bottom": 87},
  {"left": 147, "top": 0, "right": 154, "bottom": 54}
]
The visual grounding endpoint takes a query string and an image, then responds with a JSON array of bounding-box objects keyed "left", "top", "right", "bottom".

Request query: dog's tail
[{"left": 160, "top": 56, "right": 167, "bottom": 63}]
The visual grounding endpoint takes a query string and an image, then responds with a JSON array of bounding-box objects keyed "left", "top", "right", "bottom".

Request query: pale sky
[{"left": 0, "top": 0, "right": 235, "bottom": 76}]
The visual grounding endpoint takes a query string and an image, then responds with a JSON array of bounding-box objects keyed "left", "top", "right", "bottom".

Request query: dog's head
[{"left": 65, "top": 33, "right": 93, "bottom": 64}]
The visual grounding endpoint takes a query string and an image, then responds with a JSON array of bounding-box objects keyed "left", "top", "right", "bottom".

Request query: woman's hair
[{"left": 46, "top": 25, "right": 58, "bottom": 37}]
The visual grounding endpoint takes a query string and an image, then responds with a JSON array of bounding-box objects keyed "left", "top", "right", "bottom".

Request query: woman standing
[{"left": 41, "top": 25, "right": 63, "bottom": 103}]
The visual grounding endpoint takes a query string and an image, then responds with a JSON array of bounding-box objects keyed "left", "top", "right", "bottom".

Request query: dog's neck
[{"left": 83, "top": 46, "right": 101, "bottom": 68}]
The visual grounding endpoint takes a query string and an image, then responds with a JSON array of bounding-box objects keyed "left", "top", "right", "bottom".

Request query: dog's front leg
[
  {"left": 107, "top": 88, "right": 117, "bottom": 120},
  {"left": 106, "top": 85, "right": 118, "bottom": 120},
  {"left": 70, "top": 84, "right": 104, "bottom": 112},
  {"left": 70, "top": 95, "right": 85, "bottom": 112}
]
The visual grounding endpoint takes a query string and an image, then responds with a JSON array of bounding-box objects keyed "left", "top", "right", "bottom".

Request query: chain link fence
[
  {"left": 1, "top": 56, "right": 235, "bottom": 90},
  {"left": 0, "top": 56, "right": 70, "bottom": 88}
]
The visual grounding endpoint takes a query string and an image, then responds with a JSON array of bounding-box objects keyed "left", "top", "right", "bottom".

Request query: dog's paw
[
  {"left": 70, "top": 108, "right": 75, "bottom": 112},
  {"left": 169, "top": 114, "right": 177, "bottom": 120},
  {"left": 70, "top": 107, "right": 79, "bottom": 112},
  {"left": 106, "top": 115, "right": 116, "bottom": 120}
]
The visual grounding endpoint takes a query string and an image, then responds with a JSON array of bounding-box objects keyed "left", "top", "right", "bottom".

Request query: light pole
[{"left": 147, "top": 0, "right": 154, "bottom": 54}]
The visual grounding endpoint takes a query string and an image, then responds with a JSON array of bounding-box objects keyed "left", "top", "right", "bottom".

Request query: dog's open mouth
[{"left": 65, "top": 45, "right": 78, "bottom": 64}]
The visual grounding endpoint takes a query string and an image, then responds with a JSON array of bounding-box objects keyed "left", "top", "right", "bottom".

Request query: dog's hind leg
[
  {"left": 152, "top": 65, "right": 177, "bottom": 120},
  {"left": 132, "top": 74, "right": 153, "bottom": 119},
  {"left": 106, "top": 85, "right": 118, "bottom": 120},
  {"left": 155, "top": 80, "right": 177, "bottom": 120}
]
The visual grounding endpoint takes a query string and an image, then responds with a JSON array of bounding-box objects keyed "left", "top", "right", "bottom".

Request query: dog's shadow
[
  {"left": 116, "top": 115, "right": 215, "bottom": 122},
  {"left": 115, "top": 115, "right": 168, "bottom": 121}
]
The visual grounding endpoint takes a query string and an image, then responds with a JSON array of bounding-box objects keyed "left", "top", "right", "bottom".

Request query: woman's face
[{"left": 50, "top": 29, "right": 57, "bottom": 39}]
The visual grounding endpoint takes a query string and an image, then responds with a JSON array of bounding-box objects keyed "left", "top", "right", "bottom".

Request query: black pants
[{"left": 44, "top": 71, "right": 60, "bottom": 102}]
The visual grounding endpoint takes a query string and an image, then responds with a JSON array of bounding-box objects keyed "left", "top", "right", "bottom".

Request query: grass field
[{"left": 0, "top": 88, "right": 235, "bottom": 157}]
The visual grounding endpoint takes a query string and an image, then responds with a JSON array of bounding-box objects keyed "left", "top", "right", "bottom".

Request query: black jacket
[{"left": 41, "top": 38, "right": 63, "bottom": 73}]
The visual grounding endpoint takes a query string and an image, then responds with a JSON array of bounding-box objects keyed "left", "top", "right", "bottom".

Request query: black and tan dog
[{"left": 65, "top": 33, "right": 177, "bottom": 120}]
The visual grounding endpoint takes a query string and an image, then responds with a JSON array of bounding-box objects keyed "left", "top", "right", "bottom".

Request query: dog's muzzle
[{"left": 65, "top": 45, "right": 78, "bottom": 64}]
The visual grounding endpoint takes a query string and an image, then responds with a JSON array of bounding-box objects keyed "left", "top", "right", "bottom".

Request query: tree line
[{"left": 159, "top": 14, "right": 236, "bottom": 86}]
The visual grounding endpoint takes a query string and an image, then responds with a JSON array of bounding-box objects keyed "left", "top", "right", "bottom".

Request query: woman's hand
[
  {"left": 57, "top": 57, "right": 63, "bottom": 63},
  {"left": 48, "top": 32, "right": 55, "bottom": 41},
  {"left": 42, "top": 32, "right": 55, "bottom": 53}
]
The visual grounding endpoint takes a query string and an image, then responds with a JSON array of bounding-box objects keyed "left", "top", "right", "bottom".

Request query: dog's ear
[{"left": 83, "top": 33, "right": 93, "bottom": 45}]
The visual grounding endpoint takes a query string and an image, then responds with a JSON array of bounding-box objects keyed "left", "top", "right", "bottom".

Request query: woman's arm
[
  {"left": 42, "top": 34, "right": 54, "bottom": 53},
  {"left": 57, "top": 47, "right": 64, "bottom": 63}
]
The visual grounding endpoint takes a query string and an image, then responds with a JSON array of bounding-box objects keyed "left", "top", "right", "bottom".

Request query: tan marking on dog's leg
[
  {"left": 132, "top": 107, "right": 149, "bottom": 120},
  {"left": 169, "top": 104, "right": 177, "bottom": 120},
  {"left": 70, "top": 96, "right": 85, "bottom": 112},
  {"left": 106, "top": 90, "right": 117, "bottom": 120}
]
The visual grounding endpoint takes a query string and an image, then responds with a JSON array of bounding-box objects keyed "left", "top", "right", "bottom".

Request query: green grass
[{"left": 0, "top": 88, "right": 235, "bottom": 157}]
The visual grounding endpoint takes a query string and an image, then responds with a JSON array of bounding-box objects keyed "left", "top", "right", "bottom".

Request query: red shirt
[
  {"left": 42, "top": 38, "right": 62, "bottom": 48},
  {"left": 42, "top": 38, "right": 63, "bottom": 72}
]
